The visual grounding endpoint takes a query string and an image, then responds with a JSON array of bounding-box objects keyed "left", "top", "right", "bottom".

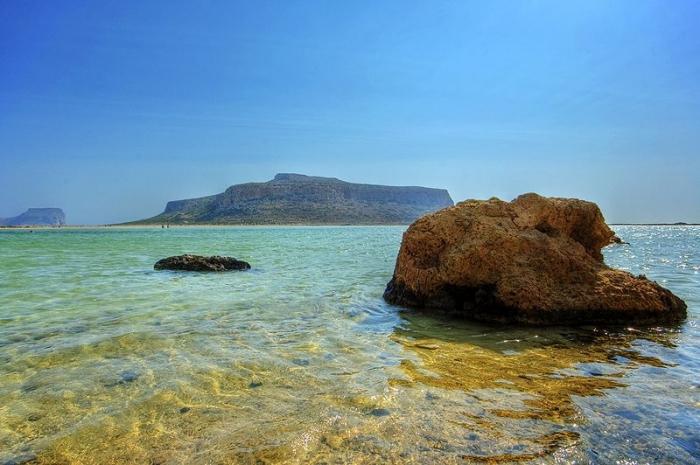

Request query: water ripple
[{"left": 0, "top": 225, "right": 698, "bottom": 464}]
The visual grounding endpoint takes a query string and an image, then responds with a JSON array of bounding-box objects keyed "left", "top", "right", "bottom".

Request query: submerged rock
[
  {"left": 2, "top": 453, "right": 37, "bottom": 465},
  {"left": 383, "top": 193, "right": 686, "bottom": 325},
  {"left": 154, "top": 254, "right": 250, "bottom": 272},
  {"left": 104, "top": 370, "right": 140, "bottom": 387},
  {"left": 119, "top": 370, "right": 139, "bottom": 383}
]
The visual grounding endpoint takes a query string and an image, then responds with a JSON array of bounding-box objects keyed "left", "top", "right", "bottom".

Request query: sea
[{"left": 0, "top": 225, "right": 698, "bottom": 464}]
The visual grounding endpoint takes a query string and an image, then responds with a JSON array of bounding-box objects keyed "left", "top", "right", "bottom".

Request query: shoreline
[
  {"left": 0, "top": 223, "right": 413, "bottom": 230},
  {"left": 2, "top": 223, "right": 699, "bottom": 230}
]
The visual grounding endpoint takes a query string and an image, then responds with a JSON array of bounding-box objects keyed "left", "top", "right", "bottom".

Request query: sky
[{"left": 1, "top": 0, "right": 699, "bottom": 224}]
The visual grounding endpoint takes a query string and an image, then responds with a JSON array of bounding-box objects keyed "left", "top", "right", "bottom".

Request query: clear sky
[{"left": 1, "top": 1, "right": 699, "bottom": 224}]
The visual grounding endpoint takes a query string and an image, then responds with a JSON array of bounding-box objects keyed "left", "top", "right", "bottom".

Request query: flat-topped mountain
[
  {"left": 132, "top": 174, "right": 454, "bottom": 225},
  {"left": 0, "top": 208, "right": 66, "bottom": 226}
]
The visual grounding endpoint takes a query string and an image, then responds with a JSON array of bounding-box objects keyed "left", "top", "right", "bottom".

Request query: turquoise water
[{"left": 0, "top": 225, "right": 698, "bottom": 464}]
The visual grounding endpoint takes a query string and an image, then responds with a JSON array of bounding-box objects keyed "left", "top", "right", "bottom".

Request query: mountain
[
  {"left": 0, "top": 208, "right": 66, "bottom": 226},
  {"left": 132, "top": 173, "right": 454, "bottom": 225}
]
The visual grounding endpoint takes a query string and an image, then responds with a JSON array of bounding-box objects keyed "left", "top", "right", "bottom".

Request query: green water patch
[{"left": 0, "top": 226, "right": 698, "bottom": 464}]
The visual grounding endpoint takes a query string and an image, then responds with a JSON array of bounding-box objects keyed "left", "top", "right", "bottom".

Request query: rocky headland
[
  {"left": 131, "top": 173, "right": 454, "bottom": 225},
  {"left": 383, "top": 193, "right": 687, "bottom": 325},
  {"left": 0, "top": 208, "right": 66, "bottom": 227}
]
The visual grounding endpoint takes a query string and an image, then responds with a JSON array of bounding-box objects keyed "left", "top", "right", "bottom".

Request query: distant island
[
  {"left": 0, "top": 208, "right": 66, "bottom": 227},
  {"left": 129, "top": 173, "right": 454, "bottom": 225}
]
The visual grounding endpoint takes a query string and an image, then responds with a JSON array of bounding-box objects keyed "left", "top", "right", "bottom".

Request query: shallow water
[{"left": 0, "top": 225, "right": 698, "bottom": 464}]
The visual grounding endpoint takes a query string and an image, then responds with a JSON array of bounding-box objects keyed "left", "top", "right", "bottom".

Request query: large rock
[
  {"left": 383, "top": 193, "right": 686, "bottom": 325},
  {"left": 154, "top": 255, "right": 250, "bottom": 272}
]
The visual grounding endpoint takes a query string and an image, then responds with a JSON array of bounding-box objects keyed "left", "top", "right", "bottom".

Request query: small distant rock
[
  {"left": 609, "top": 235, "right": 629, "bottom": 245},
  {"left": 369, "top": 408, "right": 391, "bottom": 417},
  {"left": 154, "top": 254, "right": 250, "bottom": 272}
]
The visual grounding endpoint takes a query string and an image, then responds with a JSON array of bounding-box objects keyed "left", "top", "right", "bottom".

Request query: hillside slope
[
  {"left": 0, "top": 208, "right": 66, "bottom": 226},
  {"left": 132, "top": 174, "right": 453, "bottom": 225}
]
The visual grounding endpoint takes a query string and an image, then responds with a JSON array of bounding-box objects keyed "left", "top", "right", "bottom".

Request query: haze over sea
[{"left": 1, "top": 225, "right": 698, "bottom": 464}]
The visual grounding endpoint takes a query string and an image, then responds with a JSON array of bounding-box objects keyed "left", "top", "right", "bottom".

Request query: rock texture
[
  {"left": 154, "top": 255, "right": 251, "bottom": 272},
  {"left": 131, "top": 173, "right": 453, "bottom": 225},
  {"left": 383, "top": 193, "right": 687, "bottom": 325},
  {"left": 0, "top": 208, "right": 65, "bottom": 226}
]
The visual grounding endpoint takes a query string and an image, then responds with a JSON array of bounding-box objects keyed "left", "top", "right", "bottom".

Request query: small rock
[
  {"left": 105, "top": 370, "right": 140, "bottom": 387},
  {"left": 249, "top": 380, "right": 263, "bottom": 388},
  {"left": 369, "top": 408, "right": 391, "bottom": 417},
  {"left": 179, "top": 407, "right": 191, "bottom": 414},
  {"left": 609, "top": 235, "right": 629, "bottom": 245},
  {"left": 292, "top": 358, "right": 310, "bottom": 366}
]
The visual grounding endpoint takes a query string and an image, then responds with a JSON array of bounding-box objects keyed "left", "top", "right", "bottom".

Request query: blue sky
[{"left": 1, "top": 1, "right": 699, "bottom": 224}]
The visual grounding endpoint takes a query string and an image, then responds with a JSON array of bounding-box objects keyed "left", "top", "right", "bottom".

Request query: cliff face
[
  {"left": 136, "top": 174, "right": 454, "bottom": 224},
  {"left": 0, "top": 208, "right": 66, "bottom": 226}
]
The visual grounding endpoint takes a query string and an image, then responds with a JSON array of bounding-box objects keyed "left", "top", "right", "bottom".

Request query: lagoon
[{"left": 0, "top": 226, "right": 698, "bottom": 464}]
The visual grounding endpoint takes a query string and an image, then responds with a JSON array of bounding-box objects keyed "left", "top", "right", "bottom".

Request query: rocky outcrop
[
  {"left": 131, "top": 173, "right": 454, "bottom": 225},
  {"left": 610, "top": 235, "right": 629, "bottom": 245},
  {"left": 0, "top": 208, "right": 65, "bottom": 226},
  {"left": 383, "top": 193, "right": 687, "bottom": 325},
  {"left": 154, "top": 255, "right": 251, "bottom": 272}
]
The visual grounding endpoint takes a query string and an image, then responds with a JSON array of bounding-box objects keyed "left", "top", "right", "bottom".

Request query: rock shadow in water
[{"left": 389, "top": 310, "right": 681, "bottom": 462}]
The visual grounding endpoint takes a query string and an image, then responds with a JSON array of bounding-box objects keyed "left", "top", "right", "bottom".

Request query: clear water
[{"left": 0, "top": 225, "right": 698, "bottom": 464}]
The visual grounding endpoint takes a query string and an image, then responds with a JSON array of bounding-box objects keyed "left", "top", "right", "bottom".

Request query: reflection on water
[
  {"left": 0, "top": 226, "right": 698, "bottom": 464},
  {"left": 392, "top": 313, "right": 685, "bottom": 463}
]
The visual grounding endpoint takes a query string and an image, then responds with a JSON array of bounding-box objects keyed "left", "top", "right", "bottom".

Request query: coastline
[
  {"left": 1, "top": 223, "right": 697, "bottom": 464},
  {"left": 2, "top": 222, "right": 698, "bottom": 231},
  {"left": 0, "top": 223, "right": 413, "bottom": 230}
]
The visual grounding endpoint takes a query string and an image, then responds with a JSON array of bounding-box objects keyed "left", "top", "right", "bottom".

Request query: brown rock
[
  {"left": 383, "top": 193, "right": 686, "bottom": 325},
  {"left": 610, "top": 234, "right": 629, "bottom": 245},
  {"left": 154, "top": 254, "right": 250, "bottom": 271}
]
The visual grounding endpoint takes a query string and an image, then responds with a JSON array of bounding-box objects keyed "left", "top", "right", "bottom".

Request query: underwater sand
[{"left": 0, "top": 226, "right": 698, "bottom": 464}]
